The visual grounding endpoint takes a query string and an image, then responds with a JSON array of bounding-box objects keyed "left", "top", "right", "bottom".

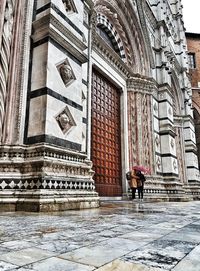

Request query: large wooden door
[{"left": 91, "top": 70, "right": 122, "bottom": 196}]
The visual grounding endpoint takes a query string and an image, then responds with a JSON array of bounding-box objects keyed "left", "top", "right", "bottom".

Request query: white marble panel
[
  {"left": 27, "top": 257, "right": 95, "bottom": 271},
  {"left": 160, "top": 134, "right": 176, "bottom": 156},
  {"left": 185, "top": 152, "right": 199, "bottom": 168},
  {"left": 37, "top": 0, "right": 50, "bottom": 9},
  {"left": 159, "top": 102, "right": 173, "bottom": 122},
  {"left": 59, "top": 237, "right": 146, "bottom": 267},
  {"left": 46, "top": 96, "right": 82, "bottom": 144},
  {"left": 158, "top": 91, "right": 173, "bottom": 105},
  {"left": 186, "top": 168, "right": 200, "bottom": 181},
  {"left": 162, "top": 157, "right": 178, "bottom": 174},
  {"left": 28, "top": 96, "right": 46, "bottom": 137},
  {"left": 172, "top": 245, "right": 200, "bottom": 271},
  {"left": 31, "top": 43, "right": 48, "bottom": 91},
  {"left": 154, "top": 133, "right": 161, "bottom": 153},
  {"left": 153, "top": 99, "right": 159, "bottom": 118},
  {"left": 155, "top": 154, "right": 163, "bottom": 172},
  {"left": 184, "top": 128, "right": 196, "bottom": 143},
  {"left": 153, "top": 116, "right": 159, "bottom": 133},
  {"left": 47, "top": 43, "right": 82, "bottom": 106},
  {"left": 96, "top": 259, "right": 165, "bottom": 271},
  {"left": 0, "top": 248, "right": 55, "bottom": 266}
]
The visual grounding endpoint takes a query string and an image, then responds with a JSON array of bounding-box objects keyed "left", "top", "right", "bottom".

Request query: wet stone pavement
[{"left": 0, "top": 201, "right": 200, "bottom": 270}]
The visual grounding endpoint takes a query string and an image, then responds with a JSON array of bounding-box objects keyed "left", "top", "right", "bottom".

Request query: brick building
[{"left": 186, "top": 32, "right": 200, "bottom": 170}]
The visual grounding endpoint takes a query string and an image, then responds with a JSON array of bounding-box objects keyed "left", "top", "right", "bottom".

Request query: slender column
[{"left": 0, "top": 0, "right": 15, "bottom": 141}]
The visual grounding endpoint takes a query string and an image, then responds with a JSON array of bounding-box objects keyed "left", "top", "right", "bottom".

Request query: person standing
[
  {"left": 137, "top": 171, "right": 146, "bottom": 201},
  {"left": 129, "top": 169, "right": 139, "bottom": 200}
]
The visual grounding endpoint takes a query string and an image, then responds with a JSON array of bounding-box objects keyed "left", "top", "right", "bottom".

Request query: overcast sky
[{"left": 182, "top": 0, "right": 200, "bottom": 33}]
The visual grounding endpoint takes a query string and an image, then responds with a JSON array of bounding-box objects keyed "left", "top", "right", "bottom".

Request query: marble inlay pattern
[{"left": 0, "top": 201, "right": 199, "bottom": 270}]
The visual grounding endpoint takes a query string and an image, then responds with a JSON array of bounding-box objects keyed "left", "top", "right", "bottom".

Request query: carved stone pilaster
[
  {"left": 0, "top": 0, "right": 15, "bottom": 141},
  {"left": 127, "top": 77, "right": 154, "bottom": 173}
]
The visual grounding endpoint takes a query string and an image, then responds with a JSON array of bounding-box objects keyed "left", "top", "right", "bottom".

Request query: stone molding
[
  {"left": 93, "top": 0, "right": 150, "bottom": 76},
  {"left": 127, "top": 77, "right": 155, "bottom": 94},
  {"left": 0, "top": 144, "right": 96, "bottom": 191},
  {"left": 32, "top": 12, "right": 88, "bottom": 64},
  {"left": 136, "top": 0, "right": 155, "bottom": 69},
  {"left": 93, "top": 35, "right": 130, "bottom": 78}
]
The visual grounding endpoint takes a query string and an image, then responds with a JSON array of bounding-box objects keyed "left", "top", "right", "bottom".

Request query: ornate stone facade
[{"left": 0, "top": 0, "right": 199, "bottom": 211}]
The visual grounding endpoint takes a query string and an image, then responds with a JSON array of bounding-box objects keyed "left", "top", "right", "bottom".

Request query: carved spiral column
[{"left": 0, "top": 0, "right": 15, "bottom": 141}]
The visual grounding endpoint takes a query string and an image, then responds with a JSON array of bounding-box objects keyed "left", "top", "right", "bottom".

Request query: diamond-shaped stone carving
[
  {"left": 57, "top": 59, "right": 76, "bottom": 87},
  {"left": 62, "top": 0, "right": 77, "bottom": 13},
  {"left": 56, "top": 106, "right": 76, "bottom": 134}
]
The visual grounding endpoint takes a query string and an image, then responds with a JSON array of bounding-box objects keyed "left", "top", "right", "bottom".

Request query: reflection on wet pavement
[{"left": 0, "top": 201, "right": 200, "bottom": 270}]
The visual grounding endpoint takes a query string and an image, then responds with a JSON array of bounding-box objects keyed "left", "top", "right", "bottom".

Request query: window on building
[{"left": 188, "top": 52, "right": 196, "bottom": 69}]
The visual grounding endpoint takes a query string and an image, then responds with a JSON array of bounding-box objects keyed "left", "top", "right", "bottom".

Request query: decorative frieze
[{"left": 127, "top": 77, "right": 155, "bottom": 94}]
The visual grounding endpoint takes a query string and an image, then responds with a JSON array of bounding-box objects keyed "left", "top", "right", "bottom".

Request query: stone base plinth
[
  {"left": 0, "top": 190, "right": 100, "bottom": 212},
  {"left": 125, "top": 176, "right": 194, "bottom": 202}
]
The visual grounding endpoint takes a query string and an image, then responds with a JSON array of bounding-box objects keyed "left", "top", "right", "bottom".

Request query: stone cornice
[
  {"left": 0, "top": 143, "right": 90, "bottom": 164},
  {"left": 93, "top": 34, "right": 132, "bottom": 78},
  {"left": 32, "top": 13, "right": 88, "bottom": 63}
]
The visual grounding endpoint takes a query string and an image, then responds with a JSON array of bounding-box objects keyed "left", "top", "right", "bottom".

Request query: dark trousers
[
  {"left": 138, "top": 186, "right": 144, "bottom": 199},
  {"left": 131, "top": 188, "right": 136, "bottom": 199}
]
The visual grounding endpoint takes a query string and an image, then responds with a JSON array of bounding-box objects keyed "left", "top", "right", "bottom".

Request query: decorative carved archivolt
[
  {"left": 93, "top": 0, "right": 150, "bottom": 75},
  {"left": 56, "top": 106, "right": 76, "bottom": 134},
  {"left": 57, "top": 59, "right": 76, "bottom": 87}
]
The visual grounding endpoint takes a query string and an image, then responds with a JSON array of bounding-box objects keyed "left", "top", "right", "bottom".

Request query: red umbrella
[{"left": 132, "top": 165, "right": 150, "bottom": 174}]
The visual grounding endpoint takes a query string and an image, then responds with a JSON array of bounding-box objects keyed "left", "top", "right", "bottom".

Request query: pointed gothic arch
[
  {"left": 171, "top": 71, "right": 184, "bottom": 115},
  {"left": 97, "top": 14, "right": 126, "bottom": 60},
  {"left": 93, "top": 0, "right": 152, "bottom": 76}
]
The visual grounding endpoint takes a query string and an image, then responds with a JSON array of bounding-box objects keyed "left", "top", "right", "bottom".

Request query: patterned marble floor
[{"left": 0, "top": 200, "right": 200, "bottom": 270}]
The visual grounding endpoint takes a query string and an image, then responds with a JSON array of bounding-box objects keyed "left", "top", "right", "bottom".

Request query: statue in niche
[
  {"left": 62, "top": 0, "right": 72, "bottom": 12},
  {"left": 57, "top": 112, "right": 72, "bottom": 133},
  {"left": 59, "top": 61, "right": 73, "bottom": 86}
]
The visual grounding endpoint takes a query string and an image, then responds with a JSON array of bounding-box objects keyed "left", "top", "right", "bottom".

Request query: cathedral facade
[{"left": 0, "top": 0, "right": 199, "bottom": 211}]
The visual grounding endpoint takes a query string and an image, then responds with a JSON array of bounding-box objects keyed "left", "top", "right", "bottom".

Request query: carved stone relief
[
  {"left": 155, "top": 135, "right": 160, "bottom": 147},
  {"left": 56, "top": 106, "right": 76, "bottom": 134},
  {"left": 173, "top": 159, "right": 177, "bottom": 170},
  {"left": 62, "top": 0, "right": 77, "bottom": 13},
  {"left": 153, "top": 103, "right": 158, "bottom": 113},
  {"left": 156, "top": 157, "right": 161, "bottom": 170},
  {"left": 57, "top": 59, "right": 76, "bottom": 87}
]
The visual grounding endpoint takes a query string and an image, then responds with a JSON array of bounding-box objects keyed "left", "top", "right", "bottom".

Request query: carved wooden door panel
[{"left": 91, "top": 70, "right": 122, "bottom": 196}]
